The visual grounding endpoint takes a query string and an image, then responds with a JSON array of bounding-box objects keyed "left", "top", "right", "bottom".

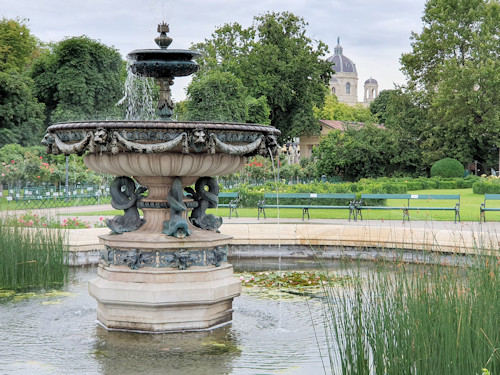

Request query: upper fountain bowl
[{"left": 128, "top": 49, "right": 201, "bottom": 79}]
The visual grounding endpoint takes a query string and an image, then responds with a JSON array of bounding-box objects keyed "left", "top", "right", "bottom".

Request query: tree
[
  {"left": 181, "top": 70, "right": 271, "bottom": 124},
  {"left": 30, "top": 36, "right": 125, "bottom": 124},
  {"left": 314, "top": 124, "right": 395, "bottom": 181},
  {"left": 192, "top": 12, "right": 332, "bottom": 141},
  {"left": 183, "top": 71, "right": 248, "bottom": 122},
  {"left": 0, "top": 18, "right": 40, "bottom": 73},
  {"left": 369, "top": 89, "right": 396, "bottom": 125},
  {"left": 400, "top": 0, "right": 500, "bottom": 168},
  {"left": 0, "top": 70, "right": 45, "bottom": 147},
  {"left": 314, "top": 94, "right": 377, "bottom": 123}
]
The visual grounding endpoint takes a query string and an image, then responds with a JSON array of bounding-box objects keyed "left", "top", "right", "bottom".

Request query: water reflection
[{"left": 94, "top": 325, "right": 238, "bottom": 375}]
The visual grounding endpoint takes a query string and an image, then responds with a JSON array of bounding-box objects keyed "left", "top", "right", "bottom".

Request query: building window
[
  {"left": 332, "top": 87, "right": 336, "bottom": 94},
  {"left": 346, "top": 82, "right": 351, "bottom": 94}
]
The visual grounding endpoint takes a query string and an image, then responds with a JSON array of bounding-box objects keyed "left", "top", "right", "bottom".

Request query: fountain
[{"left": 42, "top": 23, "right": 280, "bottom": 332}]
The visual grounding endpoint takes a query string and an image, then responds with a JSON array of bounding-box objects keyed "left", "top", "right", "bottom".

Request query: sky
[{"left": 1, "top": 0, "right": 427, "bottom": 103}]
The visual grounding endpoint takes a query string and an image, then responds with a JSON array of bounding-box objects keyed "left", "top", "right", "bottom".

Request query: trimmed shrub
[
  {"left": 472, "top": 178, "right": 500, "bottom": 194},
  {"left": 430, "top": 158, "right": 465, "bottom": 178}
]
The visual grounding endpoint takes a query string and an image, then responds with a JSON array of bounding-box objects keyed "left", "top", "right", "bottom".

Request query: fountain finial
[{"left": 155, "top": 22, "right": 172, "bottom": 49}]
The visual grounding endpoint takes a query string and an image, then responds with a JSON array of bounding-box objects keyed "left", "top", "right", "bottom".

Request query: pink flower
[
  {"left": 37, "top": 176, "right": 41, "bottom": 179},
  {"left": 239, "top": 276, "right": 245, "bottom": 281},
  {"left": 99, "top": 217, "right": 104, "bottom": 221},
  {"left": 251, "top": 276, "right": 255, "bottom": 281},
  {"left": 42, "top": 223, "right": 47, "bottom": 227}
]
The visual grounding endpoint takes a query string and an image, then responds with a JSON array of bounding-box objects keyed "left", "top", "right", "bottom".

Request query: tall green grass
[
  {"left": 324, "top": 257, "right": 499, "bottom": 374},
  {"left": 0, "top": 218, "right": 69, "bottom": 290}
]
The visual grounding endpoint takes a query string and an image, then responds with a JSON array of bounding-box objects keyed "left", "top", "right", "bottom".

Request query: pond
[{"left": 0, "top": 260, "right": 338, "bottom": 375}]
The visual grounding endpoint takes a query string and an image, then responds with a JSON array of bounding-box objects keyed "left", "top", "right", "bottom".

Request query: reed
[
  {"left": 0, "top": 217, "right": 68, "bottom": 290},
  {"left": 324, "top": 256, "right": 499, "bottom": 374}
]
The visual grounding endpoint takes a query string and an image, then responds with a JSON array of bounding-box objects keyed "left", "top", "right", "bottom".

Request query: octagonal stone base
[{"left": 89, "top": 263, "right": 241, "bottom": 332}]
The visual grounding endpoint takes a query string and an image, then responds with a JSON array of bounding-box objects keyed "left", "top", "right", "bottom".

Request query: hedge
[{"left": 472, "top": 178, "right": 500, "bottom": 194}]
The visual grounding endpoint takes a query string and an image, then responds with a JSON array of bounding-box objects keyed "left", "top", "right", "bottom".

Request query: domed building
[{"left": 327, "top": 38, "right": 378, "bottom": 106}]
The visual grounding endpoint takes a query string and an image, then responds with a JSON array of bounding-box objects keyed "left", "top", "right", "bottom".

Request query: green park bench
[
  {"left": 479, "top": 194, "right": 500, "bottom": 223},
  {"left": 218, "top": 192, "right": 240, "bottom": 218},
  {"left": 257, "top": 192, "right": 357, "bottom": 221},
  {"left": 357, "top": 193, "right": 461, "bottom": 223}
]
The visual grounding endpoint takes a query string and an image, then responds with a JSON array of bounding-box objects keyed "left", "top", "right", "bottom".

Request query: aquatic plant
[
  {"left": 323, "top": 257, "right": 499, "bottom": 374},
  {"left": 0, "top": 217, "right": 68, "bottom": 290}
]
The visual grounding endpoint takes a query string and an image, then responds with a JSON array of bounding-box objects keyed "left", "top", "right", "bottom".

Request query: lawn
[{"left": 65, "top": 188, "right": 500, "bottom": 222}]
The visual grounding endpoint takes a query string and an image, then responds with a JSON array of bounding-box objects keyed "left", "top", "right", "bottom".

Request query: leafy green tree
[
  {"left": 314, "top": 94, "right": 376, "bottom": 123},
  {"left": 182, "top": 70, "right": 272, "bottom": 124},
  {"left": 381, "top": 88, "right": 428, "bottom": 175},
  {"left": 0, "top": 17, "right": 40, "bottom": 73},
  {"left": 369, "top": 90, "right": 396, "bottom": 125},
  {"left": 0, "top": 70, "right": 45, "bottom": 147},
  {"left": 30, "top": 36, "right": 125, "bottom": 124},
  {"left": 400, "top": 0, "right": 500, "bottom": 167},
  {"left": 183, "top": 71, "right": 248, "bottom": 122},
  {"left": 314, "top": 124, "right": 394, "bottom": 181},
  {"left": 192, "top": 12, "right": 332, "bottom": 140},
  {"left": 245, "top": 95, "right": 271, "bottom": 125}
]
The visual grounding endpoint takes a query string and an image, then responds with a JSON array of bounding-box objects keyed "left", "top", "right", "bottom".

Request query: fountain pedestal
[{"left": 89, "top": 234, "right": 241, "bottom": 332}]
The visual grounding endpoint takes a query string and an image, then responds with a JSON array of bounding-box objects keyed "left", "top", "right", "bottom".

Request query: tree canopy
[
  {"left": 0, "top": 17, "right": 40, "bottom": 73},
  {"left": 191, "top": 12, "right": 332, "bottom": 141},
  {"left": 400, "top": 0, "right": 500, "bottom": 168},
  {"left": 30, "top": 36, "right": 125, "bottom": 124},
  {"left": 0, "top": 70, "right": 45, "bottom": 147}
]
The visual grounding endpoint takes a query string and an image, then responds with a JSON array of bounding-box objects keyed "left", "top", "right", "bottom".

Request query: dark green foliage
[
  {"left": 472, "top": 178, "right": 500, "bottom": 194},
  {"left": 0, "top": 70, "right": 45, "bottom": 147},
  {"left": 313, "top": 125, "right": 395, "bottom": 181},
  {"left": 245, "top": 95, "right": 271, "bottom": 125},
  {"left": 184, "top": 71, "right": 247, "bottom": 122},
  {"left": 400, "top": 0, "right": 500, "bottom": 168},
  {"left": 431, "top": 158, "right": 465, "bottom": 178},
  {"left": 30, "top": 36, "right": 125, "bottom": 124},
  {"left": 369, "top": 89, "right": 395, "bottom": 125},
  {"left": 193, "top": 12, "right": 332, "bottom": 141}
]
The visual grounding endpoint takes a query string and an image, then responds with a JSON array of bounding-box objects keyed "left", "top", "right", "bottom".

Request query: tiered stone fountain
[{"left": 42, "top": 23, "right": 280, "bottom": 332}]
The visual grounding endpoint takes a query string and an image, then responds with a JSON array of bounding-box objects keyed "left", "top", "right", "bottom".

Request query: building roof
[
  {"left": 326, "top": 38, "right": 357, "bottom": 74},
  {"left": 365, "top": 77, "right": 378, "bottom": 84}
]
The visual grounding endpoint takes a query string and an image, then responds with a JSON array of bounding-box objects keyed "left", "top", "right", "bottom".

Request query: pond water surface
[{"left": 0, "top": 261, "right": 337, "bottom": 375}]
